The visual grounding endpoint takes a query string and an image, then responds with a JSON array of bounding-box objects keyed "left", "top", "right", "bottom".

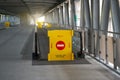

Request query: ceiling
[{"left": 0, "top": 0, "right": 65, "bottom": 16}]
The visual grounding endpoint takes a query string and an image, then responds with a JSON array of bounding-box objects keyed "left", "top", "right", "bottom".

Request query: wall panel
[{"left": 107, "top": 37, "right": 114, "bottom": 64}]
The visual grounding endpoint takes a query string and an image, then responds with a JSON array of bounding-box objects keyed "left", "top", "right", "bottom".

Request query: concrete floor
[{"left": 0, "top": 26, "right": 120, "bottom": 80}]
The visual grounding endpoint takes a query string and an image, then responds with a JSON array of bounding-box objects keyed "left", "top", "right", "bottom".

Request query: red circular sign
[{"left": 56, "top": 41, "right": 65, "bottom": 50}]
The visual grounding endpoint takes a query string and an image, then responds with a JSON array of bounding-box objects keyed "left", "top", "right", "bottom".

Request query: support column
[
  {"left": 52, "top": 11, "right": 55, "bottom": 24},
  {"left": 53, "top": 9, "right": 56, "bottom": 24},
  {"left": 79, "top": 0, "right": 84, "bottom": 51},
  {"left": 59, "top": 7, "right": 61, "bottom": 25},
  {"left": 56, "top": 8, "right": 60, "bottom": 25},
  {"left": 93, "top": 0, "right": 99, "bottom": 29},
  {"left": 63, "top": 3, "right": 69, "bottom": 27},
  {"left": 80, "top": 0, "right": 85, "bottom": 28},
  {"left": 59, "top": 6, "right": 64, "bottom": 25},
  {"left": 84, "top": 0, "right": 91, "bottom": 28},
  {"left": 52, "top": 12, "right": 54, "bottom": 24},
  {"left": 101, "top": 0, "right": 110, "bottom": 32},
  {"left": 84, "top": 0, "right": 92, "bottom": 53},
  {"left": 50, "top": 12, "right": 53, "bottom": 24},
  {"left": 55, "top": 8, "right": 59, "bottom": 24},
  {"left": 69, "top": 0, "right": 76, "bottom": 29},
  {"left": 63, "top": 3, "right": 66, "bottom": 25},
  {"left": 92, "top": 0, "right": 99, "bottom": 57}
]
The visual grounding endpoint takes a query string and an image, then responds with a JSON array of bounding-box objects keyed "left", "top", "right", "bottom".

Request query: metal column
[
  {"left": 84, "top": 0, "right": 92, "bottom": 53},
  {"left": 84, "top": 0, "right": 91, "bottom": 28},
  {"left": 52, "top": 11, "right": 55, "bottom": 24},
  {"left": 93, "top": 0, "right": 99, "bottom": 29},
  {"left": 50, "top": 12, "right": 53, "bottom": 24},
  {"left": 59, "top": 6, "right": 64, "bottom": 25},
  {"left": 55, "top": 8, "right": 59, "bottom": 24},
  {"left": 81, "top": 0, "right": 85, "bottom": 51},
  {"left": 59, "top": 7, "right": 61, "bottom": 25},
  {"left": 51, "top": 12, "right": 54, "bottom": 24},
  {"left": 80, "top": 0, "right": 85, "bottom": 28},
  {"left": 92, "top": 0, "right": 99, "bottom": 57},
  {"left": 49, "top": 12, "right": 52, "bottom": 23},
  {"left": 101, "top": 0, "right": 110, "bottom": 33},
  {"left": 69, "top": 0, "right": 76, "bottom": 29},
  {"left": 63, "top": 3, "right": 69, "bottom": 27},
  {"left": 63, "top": 3, "right": 66, "bottom": 26}
]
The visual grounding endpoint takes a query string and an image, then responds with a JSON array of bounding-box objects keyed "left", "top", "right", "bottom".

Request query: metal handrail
[{"left": 82, "top": 27, "right": 120, "bottom": 35}]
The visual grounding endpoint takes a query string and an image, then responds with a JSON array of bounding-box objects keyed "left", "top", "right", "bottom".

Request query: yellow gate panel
[
  {"left": 46, "top": 23, "right": 52, "bottom": 28},
  {"left": 37, "top": 22, "right": 43, "bottom": 28},
  {"left": 37, "top": 22, "right": 51, "bottom": 28},
  {"left": 48, "top": 30, "right": 74, "bottom": 61},
  {"left": 5, "top": 21, "right": 10, "bottom": 28}
]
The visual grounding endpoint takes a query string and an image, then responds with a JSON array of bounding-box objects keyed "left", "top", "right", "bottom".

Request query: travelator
[{"left": 32, "top": 24, "right": 84, "bottom": 61}]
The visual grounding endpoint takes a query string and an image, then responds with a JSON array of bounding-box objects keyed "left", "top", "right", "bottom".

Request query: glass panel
[
  {"left": 107, "top": 37, "right": 114, "bottom": 64},
  {"left": 100, "top": 34, "right": 106, "bottom": 60},
  {"left": 95, "top": 31, "right": 98, "bottom": 49},
  {"left": 82, "top": 31, "right": 84, "bottom": 50}
]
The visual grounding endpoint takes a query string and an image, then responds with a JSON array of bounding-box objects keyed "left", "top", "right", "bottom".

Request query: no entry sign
[
  {"left": 48, "top": 30, "right": 74, "bottom": 61},
  {"left": 56, "top": 41, "right": 65, "bottom": 50}
]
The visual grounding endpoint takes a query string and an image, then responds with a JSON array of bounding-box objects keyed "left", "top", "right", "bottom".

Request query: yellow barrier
[
  {"left": 48, "top": 30, "right": 74, "bottom": 61},
  {"left": 47, "top": 23, "right": 52, "bottom": 28},
  {"left": 5, "top": 22, "right": 10, "bottom": 28},
  {"left": 37, "top": 22, "right": 43, "bottom": 28},
  {"left": 37, "top": 22, "right": 52, "bottom": 28}
]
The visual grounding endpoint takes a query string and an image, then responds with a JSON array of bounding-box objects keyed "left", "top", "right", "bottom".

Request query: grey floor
[{"left": 0, "top": 26, "right": 120, "bottom": 80}]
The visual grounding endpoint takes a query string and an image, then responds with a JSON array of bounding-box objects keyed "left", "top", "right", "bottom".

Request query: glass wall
[{"left": 0, "top": 13, "right": 20, "bottom": 27}]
